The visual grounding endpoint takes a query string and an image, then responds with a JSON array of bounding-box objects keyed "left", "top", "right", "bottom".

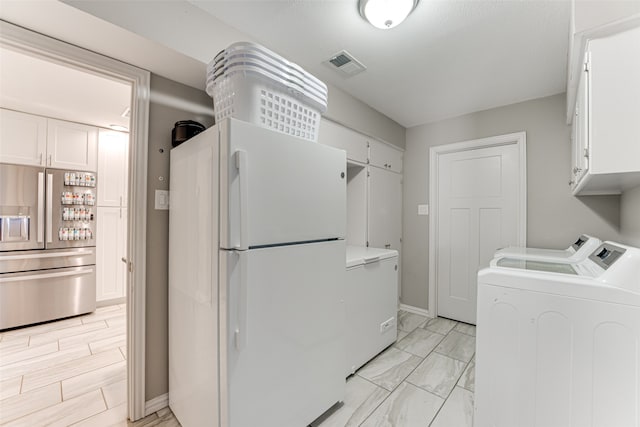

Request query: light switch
[
  {"left": 155, "top": 190, "right": 170, "bottom": 210},
  {"left": 418, "top": 204, "right": 429, "bottom": 216}
]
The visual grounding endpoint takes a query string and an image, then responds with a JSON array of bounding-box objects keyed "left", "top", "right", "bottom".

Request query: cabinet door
[
  {"left": 0, "top": 109, "right": 47, "bottom": 166},
  {"left": 318, "top": 119, "right": 368, "bottom": 164},
  {"left": 368, "top": 167, "right": 402, "bottom": 295},
  {"left": 589, "top": 28, "right": 640, "bottom": 175},
  {"left": 571, "top": 69, "right": 589, "bottom": 190},
  {"left": 97, "top": 129, "right": 129, "bottom": 207},
  {"left": 369, "top": 139, "right": 403, "bottom": 173},
  {"left": 96, "top": 206, "right": 126, "bottom": 302},
  {"left": 368, "top": 166, "right": 402, "bottom": 251},
  {"left": 46, "top": 119, "right": 98, "bottom": 171}
]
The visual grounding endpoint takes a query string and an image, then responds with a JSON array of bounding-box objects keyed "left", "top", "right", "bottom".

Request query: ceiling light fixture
[
  {"left": 358, "top": 0, "right": 419, "bottom": 30},
  {"left": 109, "top": 124, "right": 129, "bottom": 132}
]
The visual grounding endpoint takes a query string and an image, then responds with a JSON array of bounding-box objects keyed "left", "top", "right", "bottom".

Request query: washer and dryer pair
[{"left": 475, "top": 235, "right": 640, "bottom": 427}]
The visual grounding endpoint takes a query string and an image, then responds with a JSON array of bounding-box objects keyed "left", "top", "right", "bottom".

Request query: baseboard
[
  {"left": 145, "top": 393, "right": 168, "bottom": 416},
  {"left": 399, "top": 303, "right": 431, "bottom": 318},
  {"left": 96, "top": 297, "right": 126, "bottom": 308}
]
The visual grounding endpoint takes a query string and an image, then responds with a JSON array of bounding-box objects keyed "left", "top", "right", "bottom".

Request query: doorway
[
  {"left": 0, "top": 21, "right": 149, "bottom": 421},
  {"left": 428, "top": 132, "right": 526, "bottom": 324}
]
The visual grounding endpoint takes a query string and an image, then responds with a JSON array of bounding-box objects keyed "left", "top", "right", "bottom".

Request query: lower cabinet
[
  {"left": 368, "top": 165, "right": 403, "bottom": 295},
  {"left": 96, "top": 206, "right": 127, "bottom": 302}
]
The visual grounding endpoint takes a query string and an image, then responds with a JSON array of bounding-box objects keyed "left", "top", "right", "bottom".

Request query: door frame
[
  {"left": 0, "top": 22, "right": 150, "bottom": 421},
  {"left": 428, "top": 132, "right": 527, "bottom": 317}
]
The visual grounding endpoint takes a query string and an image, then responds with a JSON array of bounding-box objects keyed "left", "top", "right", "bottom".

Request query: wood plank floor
[{"left": 0, "top": 305, "right": 180, "bottom": 426}]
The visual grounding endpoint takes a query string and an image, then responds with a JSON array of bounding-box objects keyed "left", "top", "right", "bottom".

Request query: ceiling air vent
[{"left": 324, "top": 50, "right": 366, "bottom": 77}]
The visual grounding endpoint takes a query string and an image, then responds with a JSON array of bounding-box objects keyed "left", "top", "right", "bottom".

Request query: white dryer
[
  {"left": 475, "top": 242, "right": 640, "bottom": 427},
  {"left": 494, "top": 234, "right": 601, "bottom": 262}
]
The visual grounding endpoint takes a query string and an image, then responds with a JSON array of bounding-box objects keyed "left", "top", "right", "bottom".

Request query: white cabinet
[
  {"left": 96, "top": 207, "right": 127, "bottom": 302},
  {"left": 570, "top": 66, "right": 589, "bottom": 187},
  {"left": 318, "top": 119, "right": 368, "bottom": 164},
  {"left": 571, "top": 26, "right": 640, "bottom": 195},
  {"left": 97, "top": 129, "right": 129, "bottom": 207},
  {"left": 0, "top": 109, "right": 99, "bottom": 172},
  {"left": 369, "top": 139, "right": 403, "bottom": 173},
  {"left": 368, "top": 166, "right": 402, "bottom": 252},
  {"left": 47, "top": 118, "right": 98, "bottom": 171},
  {"left": 368, "top": 166, "right": 403, "bottom": 294},
  {"left": 0, "top": 109, "right": 47, "bottom": 166},
  {"left": 319, "top": 119, "right": 404, "bottom": 289}
]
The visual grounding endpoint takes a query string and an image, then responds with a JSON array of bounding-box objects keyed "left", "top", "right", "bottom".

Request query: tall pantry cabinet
[
  {"left": 318, "top": 119, "right": 404, "bottom": 293},
  {"left": 96, "top": 129, "right": 128, "bottom": 303}
]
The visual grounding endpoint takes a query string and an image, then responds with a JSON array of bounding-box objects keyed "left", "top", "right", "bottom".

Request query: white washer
[
  {"left": 494, "top": 234, "right": 601, "bottom": 262},
  {"left": 345, "top": 246, "right": 398, "bottom": 377},
  {"left": 475, "top": 242, "right": 640, "bottom": 427}
]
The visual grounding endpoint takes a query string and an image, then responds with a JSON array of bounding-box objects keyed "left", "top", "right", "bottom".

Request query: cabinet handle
[
  {"left": 47, "top": 154, "right": 52, "bottom": 166},
  {"left": 39, "top": 153, "right": 44, "bottom": 165}
]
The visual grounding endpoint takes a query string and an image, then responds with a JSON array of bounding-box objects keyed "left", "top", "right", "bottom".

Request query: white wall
[
  {"left": 402, "top": 93, "right": 621, "bottom": 310},
  {"left": 621, "top": 185, "right": 640, "bottom": 247}
]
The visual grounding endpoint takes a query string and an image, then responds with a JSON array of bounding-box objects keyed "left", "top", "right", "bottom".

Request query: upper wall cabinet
[
  {"left": 570, "top": 26, "right": 640, "bottom": 195},
  {"left": 318, "top": 119, "right": 368, "bottom": 164},
  {"left": 369, "top": 139, "right": 403, "bottom": 173},
  {"left": 0, "top": 109, "right": 47, "bottom": 166},
  {"left": 565, "top": 3, "right": 640, "bottom": 122},
  {"left": 0, "top": 109, "right": 99, "bottom": 172},
  {"left": 47, "top": 118, "right": 98, "bottom": 172}
]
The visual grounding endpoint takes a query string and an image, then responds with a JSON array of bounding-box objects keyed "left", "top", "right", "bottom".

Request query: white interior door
[{"left": 436, "top": 141, "right": 524, "bottom": 324}]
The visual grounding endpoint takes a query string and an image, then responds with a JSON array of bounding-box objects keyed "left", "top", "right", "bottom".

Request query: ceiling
[
  {"left": 190, "top": 0, "right": 571, "bottom": 127},
  {"left": 0, "top": 46, "right": 132, "bottom": 130}
]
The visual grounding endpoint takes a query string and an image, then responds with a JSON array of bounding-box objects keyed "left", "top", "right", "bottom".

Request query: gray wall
[
  {"left": 324, "top": 82, "right": 406, "bottom": 149},
  {"left": 402, "top": 93, "right": 621, "bottom": 310},
  {"left": 621, "top": 185, "right": 640, "bottom": 247},
  {"left": 145, "top": 74, "right": 214, "bottom": 400}
]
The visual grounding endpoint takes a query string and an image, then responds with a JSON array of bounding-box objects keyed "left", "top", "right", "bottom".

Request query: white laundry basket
[
  {"left": 206, "top": 41, "right": 328, "bottom": 142},
  {"left": 210, "top": 69, "right": 324, "bottom": 142}
]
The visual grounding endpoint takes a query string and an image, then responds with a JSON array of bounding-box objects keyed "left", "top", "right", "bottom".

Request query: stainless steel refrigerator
[{"left": 0, "top": 163, "right": 97, "bottom": 329}]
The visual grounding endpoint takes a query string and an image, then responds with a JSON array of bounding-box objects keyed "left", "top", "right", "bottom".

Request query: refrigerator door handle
[
  {"left": 37, "top": 172, "right": 44, "bottom": 243},
  {"left": 46, "top": 173, "right": 53, "bottom": 243},
  {"left": 235, "top": 251, "right": 248, "bottom": 351},
  {"left": 235, "top": 150, "right": 249, "bottom": 250}
]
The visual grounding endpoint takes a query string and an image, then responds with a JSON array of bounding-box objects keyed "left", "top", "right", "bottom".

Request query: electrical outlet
[{"left": 380, "top": 317, "right": 396, "bottom": 334}]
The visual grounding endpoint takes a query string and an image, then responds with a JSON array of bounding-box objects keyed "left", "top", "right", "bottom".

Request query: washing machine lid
[
  {"left": 493, "top": 235, "right": 601, "bottom": 262},
  {"left": 495, "top": 258, "right": 579, "bottom": 275},
  {"left": 346, "top": 245, "right": 398, "bottom": 268}
]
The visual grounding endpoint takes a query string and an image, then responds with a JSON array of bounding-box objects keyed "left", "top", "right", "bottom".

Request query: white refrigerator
[{"left": 169, "top": 118, "right": 347, "bottom": 427}]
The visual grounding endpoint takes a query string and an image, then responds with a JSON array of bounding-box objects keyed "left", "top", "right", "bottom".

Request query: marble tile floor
[
  {"left": 312, "top": 310, "right": 475, "bottom": 427},
  {"left": 0, "top": 304, "right": 180, "bottom": 426},
  {"left": 1, "top": 307, "right": 473, "bottom": 427}
]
